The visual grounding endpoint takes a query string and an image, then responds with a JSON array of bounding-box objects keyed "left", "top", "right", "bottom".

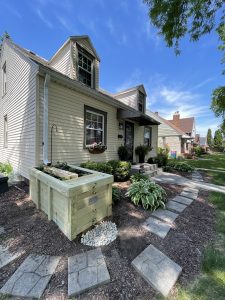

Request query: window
[
  {"left": 4, "top": 115, "right": 8, "bottom": 147},
  {"left": 138, "top": 91, "right": 145, "bottom": 113},
  {"left": 78, "top": 51, "right": 92, "bottom": 87},
  {"left": 84, "top": 106, "right": 107, "bottom": 147},
  {"left": 2, "top": 62, "right": 7, "bottom": 95},
  {"left": 144, "top": 127, "right": 152, "bottom": 147}
]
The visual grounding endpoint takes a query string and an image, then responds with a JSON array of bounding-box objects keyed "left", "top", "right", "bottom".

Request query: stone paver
[
  {"left": 151, "top": 209, "right": 179, "bottom": 224},
  {"left": 166, "top": 200, "right": 187, "bottom": 213},
  {"left": 68, "top": 248, "right": 110, "bottom": 297},
  {"left": 0, "top": 226, "right": 5, "bottom": 235},
  {"left": 0, "top": 254, "right": 60, "bottom": 299},
  {"left": 143, "top": 217, "right": 172, "bottom": 239},
  {"left": 183, "top": 187, "right": 199, "bottom": 194},
  {"left": 180, "top": 191, "right": 198, "bottom": 200},
  {"left": 132, "top": 244, "right": 182, "bottom": 296},
  {"left": 173, "top": 195, "right": 193, "bottom": 206},
  {"left": 0, "top": 245, "right": 23, "bottom": 269}
]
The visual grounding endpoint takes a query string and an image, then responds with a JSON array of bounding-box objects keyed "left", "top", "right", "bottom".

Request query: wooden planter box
[{"left": 29, "top": 165, "right": 113, "bottom": 241}]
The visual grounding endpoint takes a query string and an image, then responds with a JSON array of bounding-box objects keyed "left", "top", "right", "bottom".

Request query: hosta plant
[
  {"left": 126, "top": 179, "right": 167, "bottom": 211},
  {"left": 130, "top": 173, "right": 149, "bottom": 183}
]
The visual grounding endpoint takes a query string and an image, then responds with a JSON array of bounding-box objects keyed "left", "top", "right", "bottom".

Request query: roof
[
  {"left": 169, "top": 117, "right": 195, "bottom": 133},
  {"left": 113, "top": 84, "right": 146, "bottom": 97},
  {"left": 5, "top": 39, "right": 159, "bottom": 126},
  {"left": 147, "top": 111, "right": 190, "bottom": 138}
]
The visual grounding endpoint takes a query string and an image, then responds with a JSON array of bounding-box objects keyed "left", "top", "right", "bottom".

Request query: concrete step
[
  {"left": 144, "top": 170, "right": 158, "bottom": 178},
  {"left": 131, "top": 163, "right": 158, "bottom": 174}
]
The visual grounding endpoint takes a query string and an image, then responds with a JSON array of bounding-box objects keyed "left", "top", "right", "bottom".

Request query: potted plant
[
  {"left": 118, "top": 145, "right": 129, "bottom": 161},
  {"left": 135, "top": 145, "right": 152, "bottom": 163},
  {"left": 87, "top": 142, "right": 107, "bottom": 154}
]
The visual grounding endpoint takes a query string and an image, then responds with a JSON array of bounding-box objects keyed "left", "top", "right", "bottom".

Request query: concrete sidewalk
[
  {"left": 152, "top": 172, "right": 225, "bottom": 194},
  {"left": 196, "top": 168, "right": 225, "bottom": 173}
]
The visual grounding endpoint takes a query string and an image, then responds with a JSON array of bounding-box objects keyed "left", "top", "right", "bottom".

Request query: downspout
[{"left": 43, "top": 74, "right": 51, "bottom": 165}]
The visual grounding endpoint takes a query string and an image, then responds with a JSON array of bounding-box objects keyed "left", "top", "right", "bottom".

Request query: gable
[{"left": 71, "top": 36, "right": 100, "bottom": 61}]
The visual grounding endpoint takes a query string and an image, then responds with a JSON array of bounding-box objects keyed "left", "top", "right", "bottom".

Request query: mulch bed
[{"left": 0, "top": 182, "right": 215, "bottom": 300}]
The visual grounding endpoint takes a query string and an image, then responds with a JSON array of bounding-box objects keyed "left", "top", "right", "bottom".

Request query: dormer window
[
  {"left": 138, "top": 91, "right": 145, "bottom": 113},
  {"left": 78, "top": 51, "right": 92, "bottom": 87}
]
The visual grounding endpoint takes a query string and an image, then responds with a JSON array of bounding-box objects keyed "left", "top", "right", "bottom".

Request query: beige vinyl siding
[
  {"left": 0, "top": 41, "right": 38, "bottom": 178},
  {"left": 49, "top": 42, "right": 72, "bottom": 78},
  {"left": 159, "top": 136, "right": 181, "bottom": 155},
  {"left": 114, "top": 90, "right": 138, "bottom": 110},
  {"left": 77, "top": 40, "right": 96, "bottom": 58},
  {"left": 38, "top": 78, "right": 121, "bottom": 165}
]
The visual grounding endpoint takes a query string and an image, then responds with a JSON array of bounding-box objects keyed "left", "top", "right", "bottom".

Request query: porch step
[{"left": 131, "top": 163, "right": 158, "bottom": 178}]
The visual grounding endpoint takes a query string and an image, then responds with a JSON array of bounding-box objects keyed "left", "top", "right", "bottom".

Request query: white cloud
[
  {"left": 160, "top": 87, "right": 199, "bottom": 104},
  {"left": 192, "top": 77, "right": 215, "bottom": 90},
  {"left": 115, "top": 69, "right": 142, "bottom": 92},
  {"left": 35, "top": 8, "right": 53, "bottom": 28},
  {"left": 106, "top": 18, "right": 115, "bottom": 35},
  {"left": 57, "top": 16, "right": 73, "bottom": 31}
]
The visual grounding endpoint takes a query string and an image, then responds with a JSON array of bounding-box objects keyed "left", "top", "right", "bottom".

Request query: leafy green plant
[
  {"left": 126, "top": 179, "right": 167, "bottom": 211},
  {"left": 0, "top": 162, "right": 13, "bottom": 176},
  {"left": 80, "top": 161, "right": 113, "bottom": 174},
  {"left": 130, "top": 173, "right": 149, "bottom": 183},
  {"left": 108, "top": 160, "right": 131, "bottom": 181},
  {"left": 194, "top": 146, "right": 204, "bottom": 157},
  {"left": 163, "top": 161, "right": 194, "bottom": 173},
  {"left": 112, "top": 187, "right": 121, "bottom": 205},
  {"left": 118, "top": 146, "right": 129, "bottom": 161},
  {"left": 135, "top": 145, "right": 151, "bottom": 163}
]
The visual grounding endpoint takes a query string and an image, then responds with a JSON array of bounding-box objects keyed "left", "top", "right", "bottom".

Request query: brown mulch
[{"left": 0, "top": 182, "right": 215, "bottom": 300}]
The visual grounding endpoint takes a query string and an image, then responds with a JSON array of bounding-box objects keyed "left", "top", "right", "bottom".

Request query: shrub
[
  {"left": 194, "top": 146, "right": 204, "bottom": 157},
  {"left": 126, "top": 179, "right": 167, "bottom": 211},
  {"left": 108, "top": 160, "right": 131, "bottom": 181},
  {"left": 135, "top": 145, "right": 151, "bottom": 163},
  {"left": 130, "top": 173, "right": 149, "bottom": 183},
  {"left": 80, "top": 161, "right": 113, "bottom": 174},
  {"left": 0, "top": 162, "right": 13, "bottom": 176},
  {"left": 112, "top": 187, "right": 121, "bottom": 205},
  {"left": 163, "top": 161, "right": 194, "bottom": 173},
  {"left": 118, "top": 146, "right": 129, "bottom": 161}
]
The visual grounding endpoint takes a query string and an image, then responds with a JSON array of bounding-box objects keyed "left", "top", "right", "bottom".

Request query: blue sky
[{"left": 0, "top": 0, "right": 223, "bottom": 136}]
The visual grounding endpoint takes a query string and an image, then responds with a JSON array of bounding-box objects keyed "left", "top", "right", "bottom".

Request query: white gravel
[{"left": 81, "top": 221, "right": 118, "bottom": 247}]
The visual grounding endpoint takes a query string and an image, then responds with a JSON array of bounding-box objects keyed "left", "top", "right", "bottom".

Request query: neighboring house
[
  {"left": 199, "top": 137, "right": 209, "bottom": 151},
  {"left": 147, "top": 111, "right": 192, "bottom": 156},
  {"left": 0, "top": 36, "right": 159, "bottom": 179}
]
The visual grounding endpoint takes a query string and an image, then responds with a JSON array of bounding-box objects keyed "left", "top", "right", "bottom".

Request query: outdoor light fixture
[{"left": 119, "top": 122, "right": 124, "bottom": 130}]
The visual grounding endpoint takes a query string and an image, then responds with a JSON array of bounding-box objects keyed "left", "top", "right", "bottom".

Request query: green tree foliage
[
  {"left": 214, "top": 129, "right": 223, "bottom": 150},
  {"left": 207, "top": 128, "right": 213, "bottom": 147}
]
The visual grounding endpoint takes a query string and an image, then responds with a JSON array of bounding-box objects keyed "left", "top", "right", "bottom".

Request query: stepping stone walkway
[
  {"left": 172, "top": 195, "right": 193, "bottom": 206},
  {"left": 192, "top": 171, "right": 204, "bottom": 182},
  {"left": 183, "top": 187, "right": 199, "bottom": 194},
  {"left": 132, "top": 244, "right": 182, "bottom": 297},
  {"left": 68, "top": 248, "right": 110, "bottom": 297},
  {"left": 166, "top": 200, "right": 187, "bottom": 213},
  {"left": 143, "top": 217, "right": 172, "bottom": 239},
  {"left": 180, "top": 191, "right": 198, "bottom": 200},
  {"left": 0, "top": 245, "right": 23, "bottom": 269},
  {"left": 0, "top": 226, "right": 5, "bottom": 235},
  {"left": 151, "top": 209, "right": 179, "bottom": 224},
  {"left": 0, "top": 254, "right": 61, "bottom": 299}
]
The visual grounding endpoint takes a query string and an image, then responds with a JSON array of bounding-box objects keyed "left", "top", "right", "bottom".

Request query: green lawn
[
  {"left": 160, "top": 192, "right": 225, "bottom": 300},
  {"left": 184, "top": 153, "right": 225, "bottom": 171},
  {"left": 206, "top": 171, "right": 225, "bottom": 186}
]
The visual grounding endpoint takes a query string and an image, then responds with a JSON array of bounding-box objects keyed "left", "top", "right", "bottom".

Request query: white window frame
[
  {"left": 138, "top": 91, "right": 145, "bottom": 113},
  {"left": 78, "top": 51, "right": 93, "bottom": 88},
  {"left": 85, "top": 109, "right": 105, "bottom": 146},
  {"left": 2, "top": 62, "right": 7, "bottom": 96},
  {"left": 4, "top": 114, "right": 8, "bottom": 148}
]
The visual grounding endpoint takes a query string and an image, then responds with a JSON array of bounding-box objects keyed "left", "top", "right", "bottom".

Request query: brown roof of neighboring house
[{"left": 169, "top": 117, "right": 194, "bottom": 133}]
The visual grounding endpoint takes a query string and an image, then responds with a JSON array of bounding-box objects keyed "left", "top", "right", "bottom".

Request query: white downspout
[{"left": 43, "top": 74, "right": 51, "bottom": 165}]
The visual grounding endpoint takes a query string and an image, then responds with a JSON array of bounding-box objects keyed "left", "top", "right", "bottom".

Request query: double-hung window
[
  {"left": 78, "top": 51, "right": 92, "bottom": 87},
  {"left": 144, "top": 127, "right": 152, "bottom": 147},
  {"left": 138, "top": 91, "right": 145, "bottom": 113},
  {"left": 84, "top": 106, "right": 107, "bottom": 146},
  {"left": 2, "top": 62, "right": 7, "bottom": 95},
  {"left": 4, "top": 115, "right": 8, "bottom": 147}
]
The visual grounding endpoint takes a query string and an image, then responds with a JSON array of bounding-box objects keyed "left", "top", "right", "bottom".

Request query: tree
[
  {"left": 207, "top": 128, "right": 213, "bottom": 147},
  {"left": 213, "top": 129, "right": 223, "bottom": 150},
  {"left": 0, "top": 31, "right": 10, "bottom": 55}
]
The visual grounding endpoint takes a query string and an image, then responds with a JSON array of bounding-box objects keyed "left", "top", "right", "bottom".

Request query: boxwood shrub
[
  {"left": 163, "top": 161, "right": 194, "bottom": 173},
  {"left": 80, "top": 161, "right": 113, "bottom": 174},
  {"left": 126, "top": 179, "right": 167, "bottom": 211}
]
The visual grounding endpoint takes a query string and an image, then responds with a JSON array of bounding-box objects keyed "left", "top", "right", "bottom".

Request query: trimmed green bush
[
  {"left": 130, "top": 173, "right": 149, "bottom": 183},
  {"left": 163, "top": 161, "right": 194, "bottom": 173},
  {"left": 194, "top": 146, "right": 204, "bottom": 157},
  {"left": 118, "top": 146, "right": 129, "bottom": 161},
  {"left": 112, "top": 187, "right": 121, "bottom": 205},
  {"left": 80, "top": 161, "right": 113, "bottom": 174},
  {"left": 108, "top": 160, "right": 131, "bottom": 181},
  {"left": 126, "top": 179, "right": 167, "bottom": 211},
  {"left": 0, "top": 162, "right": 13, "bottom": 176}
]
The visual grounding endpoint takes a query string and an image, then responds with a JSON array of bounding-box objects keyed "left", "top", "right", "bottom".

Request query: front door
[{"left": 125, "top": 121, "right": 134, "bottom": 161}]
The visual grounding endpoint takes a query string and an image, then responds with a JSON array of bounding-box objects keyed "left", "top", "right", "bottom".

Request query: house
[
  {"left": 199, "top": 137, "right": 209, "bottom": 151},
  {"left": 147, "top": 111, "right": 192, "bottom": 156},
  {"left": 0, "top": 35, "right": 159, "bottom": 179}
]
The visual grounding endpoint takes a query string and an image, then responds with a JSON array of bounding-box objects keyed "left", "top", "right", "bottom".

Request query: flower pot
[
  {"left": 138, "top": 154, "right": 145, "bottom": 163},
  {"left": 88, "top": 148, "right": 106, "bottom": 154}
]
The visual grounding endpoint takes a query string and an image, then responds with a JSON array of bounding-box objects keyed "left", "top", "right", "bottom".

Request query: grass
[
  {"left": 158, "top": 192, "right": 225, "bottom": 300},
  {"left": 184, "top": 153, "right": 225, "bottom": 170},
  {"left": 206, "top": 171, "right": 225, "bottom": 186}
]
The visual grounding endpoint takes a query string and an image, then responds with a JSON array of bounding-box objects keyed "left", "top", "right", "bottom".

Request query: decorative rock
[
  {"left": 68, "top": 248, "right": 110, "bottom": 297},
  {"left": 81, "top": 221, "right": 118, "bottom": 247},
  {"left": 132, "top": 244, "right": 182, "bottom": 296},
  {"left": 0, "top": 254, "right": 61, "bottom": 299},
  {"left": 166, "top": 200, "right": 187, "bottom": 213},
  {"left": 151, "top": 209, "right": 179, "bottom": 224},
  {"left": 173, "top": 195, "right": 193, "bottom": 206},
  {"left": 0, "top": 245, "right": 23, "bottom": 269},
  {"left": 180, "top": 191, "right": 198, "bottom": 200},
  {"left": 143, "top": 217, "right": 172, "bottom": 239}
]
